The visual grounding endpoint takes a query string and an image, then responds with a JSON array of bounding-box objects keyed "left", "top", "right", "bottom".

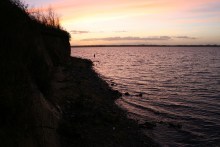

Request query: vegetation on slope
[{"left": 0, "top": 0, "right": 70, "bottom": 146}]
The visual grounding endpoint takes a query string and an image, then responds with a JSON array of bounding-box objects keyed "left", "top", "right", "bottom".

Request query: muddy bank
[{"left": 52, "top": 57, "right": 157, "bottom": 147}]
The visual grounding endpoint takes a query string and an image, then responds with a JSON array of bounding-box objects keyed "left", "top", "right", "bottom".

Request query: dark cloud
[
  {"left": 71, "top": 30, "right": 90, "bottom": 34},
  {"left": 82, "top": 36, "right": 171, "bottom": 41},
  {"left": 175, "top": 36, "right": 197, "bottom": 39}
]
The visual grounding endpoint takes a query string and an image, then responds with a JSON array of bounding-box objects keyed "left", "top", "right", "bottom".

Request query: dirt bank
[{"left": 51, "top": 57, "right": 157, "bottom": 147}]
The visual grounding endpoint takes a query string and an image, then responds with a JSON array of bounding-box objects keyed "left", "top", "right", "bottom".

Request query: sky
[{"left": 24, "top": 0, "right": 220, "bottom": 45}]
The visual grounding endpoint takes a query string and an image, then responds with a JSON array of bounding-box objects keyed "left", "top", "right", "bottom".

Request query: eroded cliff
[{"left": 0, "top": 0, "right": 70, "bottom": 146}]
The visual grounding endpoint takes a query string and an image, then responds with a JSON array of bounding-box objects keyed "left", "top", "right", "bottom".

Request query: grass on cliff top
[{"left": 6, "top": 0, "right": 71, "bottom": 39}]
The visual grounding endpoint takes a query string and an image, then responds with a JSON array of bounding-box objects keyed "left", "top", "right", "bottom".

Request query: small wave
[
  {"left": 72, "top": 46, "right": 220, "bottom": 146},
  {"left": 120, "top": 97, "right": 182, "bottom": 120}
]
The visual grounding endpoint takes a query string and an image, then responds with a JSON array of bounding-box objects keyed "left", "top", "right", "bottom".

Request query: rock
[
  {"left": 110, "top": 82, "right": 117, "bottom": 86},
  {"left": 138, "top": 93, "right": 143, "bottom": 97},
  {"left": 124, "top": 92, "right": 130, "bottom": 96}
]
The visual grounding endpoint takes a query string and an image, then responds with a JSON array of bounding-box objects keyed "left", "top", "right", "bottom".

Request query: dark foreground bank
[
  {"left": 52, "top": 57, "right": 157, "bottom": 147},
  {"left": 0, "top": 0, "right": 157, "bottom": 146}
]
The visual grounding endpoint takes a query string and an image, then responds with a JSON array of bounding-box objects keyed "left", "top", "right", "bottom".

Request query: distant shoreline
[{"left": 72, "top": 45, "right": 220, "bottom": 48}]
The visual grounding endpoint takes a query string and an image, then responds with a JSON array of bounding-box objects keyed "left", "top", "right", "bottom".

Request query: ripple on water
[{"left": 72, "top": 47, "right": 220, "bottom": 146}]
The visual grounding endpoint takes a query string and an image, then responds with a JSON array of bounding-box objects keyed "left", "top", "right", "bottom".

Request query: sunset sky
[{"left": 24, "top": 0, "right": 220, "bottom": 45}]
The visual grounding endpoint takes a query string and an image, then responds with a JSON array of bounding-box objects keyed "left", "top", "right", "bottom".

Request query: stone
[{"left": 125, "top": 92, "right": 130, "bottom": 96}]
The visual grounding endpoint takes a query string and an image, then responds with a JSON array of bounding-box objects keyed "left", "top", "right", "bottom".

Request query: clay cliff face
[{"left": 0, "top": 0, "right": 70, "bottom": 146}]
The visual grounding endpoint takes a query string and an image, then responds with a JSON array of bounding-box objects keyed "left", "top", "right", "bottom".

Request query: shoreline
[
  {"left": 53, "top": 57, "right": 158, "bottom": 146},
  {"left": 1, "top": 1, "right": 157, "bottom": 145}
]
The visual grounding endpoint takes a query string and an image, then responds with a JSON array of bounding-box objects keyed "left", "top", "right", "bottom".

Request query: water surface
[{"left": 72, "top": 47, "right": 220, "bottom": 146}]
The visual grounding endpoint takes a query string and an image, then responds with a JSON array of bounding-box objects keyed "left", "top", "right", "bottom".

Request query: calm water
[{"left": 71, "top": 47, "right": 220, "bottom": 146}]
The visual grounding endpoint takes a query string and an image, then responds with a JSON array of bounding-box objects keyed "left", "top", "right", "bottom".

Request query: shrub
[
  {"left": 10, "top": 0, "right": 28, "bottom": 11},
  {"left": 10, "top": 0, "right": 61, "bottom": 29},
  {"left": 29, "top": 7, "right": 61, "bottom": 29}
]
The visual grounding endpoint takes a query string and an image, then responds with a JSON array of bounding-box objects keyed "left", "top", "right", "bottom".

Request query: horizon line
[{"left": 71, "top": 44, "right": 220, "bottom": 48}]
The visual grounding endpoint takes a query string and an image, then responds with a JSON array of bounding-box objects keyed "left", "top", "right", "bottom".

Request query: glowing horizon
[{"left": 24, "top": 0, "right": 220, "bottom": 45}]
